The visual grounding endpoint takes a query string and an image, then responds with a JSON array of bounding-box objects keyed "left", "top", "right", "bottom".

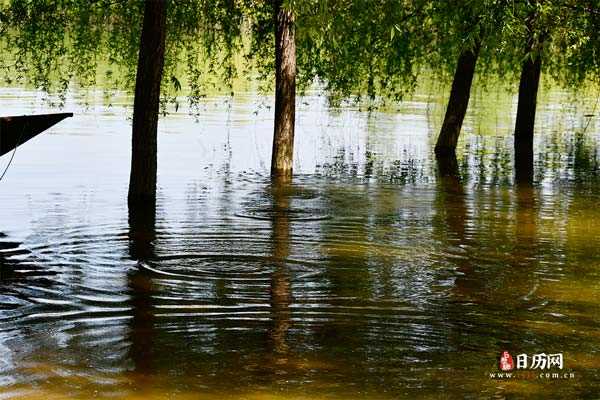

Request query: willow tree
[
  {"left": 510, "top": 0, "right": 549, "bottom": 182},
  {"left": 553, "top": 2, "right": 600, "bottom": 86},
  {"left": 128, "top": 0, "right": 168, "bottom": 205},
  {"left": 301, "top": 0, "right": 424, "bottom": 104},
  {"left": 245, "top": 0, "right": 332, "bottom": 180},
  {"left": 498, "top": 0, "right": 592, "bottom": 182},
  {"left": 426, "top": 0, "right": 529, "bottom": 160},
  {"left": 271, "top": 0, "right": 297, "bottom": 179},
  {"left": 276, "top": 0, "right": 487, "bottom": 160},
  {"left": 430, "top": 1, "right": 488, "bottom": 158},
  {"left": 513, "top": 3, "right": 544, "bottom": 182},
  {"left": 2, "top": 0, "right": 244, "bottom": 199}
]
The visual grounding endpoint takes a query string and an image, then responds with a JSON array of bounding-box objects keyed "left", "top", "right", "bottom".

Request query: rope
[{"left": 0, "top": 122, "right": 25, "bottom": 182}]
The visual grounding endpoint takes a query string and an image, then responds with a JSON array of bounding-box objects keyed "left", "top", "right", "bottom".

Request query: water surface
[{"left": 0, "top": 88, "right": 599, "bottom": 399}]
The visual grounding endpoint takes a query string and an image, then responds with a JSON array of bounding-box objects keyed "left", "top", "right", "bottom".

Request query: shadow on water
[
  {"left": 435, "top": 155, "right": 471, "bottom": 298},
  {"left": 127, "top": 201, "right": 157, "bottom": 379},
  {"left": 0, "top": 235, "right": 56, "bottom": 281},
  {"left": 436, "top": 153, "right": 540, "bottom": 306},
  {"left": 268, "top": 182, "right": 292, "bottom": 361},
  {"left": 432, "top": 155, "right": 570, "bottom": 397},
  {"left": 0, "top": 237, "right": 26, "bottom": 280},
  {"left": 122, "top": 184, "right": 302, "bottom": 394}
]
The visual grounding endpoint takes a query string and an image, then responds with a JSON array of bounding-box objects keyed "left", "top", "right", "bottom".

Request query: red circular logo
[{"left": 499, "top": 351, "right": 514, "bottom": 371}]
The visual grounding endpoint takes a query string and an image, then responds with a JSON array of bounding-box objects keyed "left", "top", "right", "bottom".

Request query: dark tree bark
[
  {"left": 436, "top": 152, "right": 460, "bottom": 179},
  {"left": 514, "top": 3, "right": 544, "bottom": 185},
  {"left": 514, "top": 54, "right": 542, "bottom": 184},
  {"left": 434, "top": 44, "right": 480, "bottom": 158},
  {"left": 128, "top": 0, "right": 168, "bottom": 205},
  {"left": 271, "top": 0, "right": 296, "bottom": 180}
]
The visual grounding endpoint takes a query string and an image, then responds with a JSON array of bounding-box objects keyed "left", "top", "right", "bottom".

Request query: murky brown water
[{"left": 0, "top": 87, "right": 599, "bottom": 399}]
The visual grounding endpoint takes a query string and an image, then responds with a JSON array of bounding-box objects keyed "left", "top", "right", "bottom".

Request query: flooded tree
[
  {"left": 271, "top": 0, "right": 296, "bottom": 179},
  {"left": 1, "top": 0, "right": 244, "bottom": 197},
  {"left": 513, "top": 2, "right": 546, "bottom": 183},
  {"left": 434, "top": 43, "right": 480, "bottom": 158},
  {"left": 2, "top": 0, "right": 599, "bottom": 187},
  {"left": 431, "top": 1, "right": 491, "bottom": 157},
  {"left": 426, "top": 0, "right": 508, "bottom": 158},
  {"left": 128, "top": 0, "right": 168, "bottom": 205},
  {"left": 508, "top": 0, "right": 589, "bottom": 182}
]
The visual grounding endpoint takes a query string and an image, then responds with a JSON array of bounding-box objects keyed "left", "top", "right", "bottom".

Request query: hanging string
[{"left": 0, "top": 122, "right": 25, "bottom": 182}]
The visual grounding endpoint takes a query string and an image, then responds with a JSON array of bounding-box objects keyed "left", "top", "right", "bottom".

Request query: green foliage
[
  {"left": 547, "top": 1, "right": 600, "bottom": 86},
  {"left": 301, "top": 0, "right": 424, "bottom": 103},
  {"left": 0, "top": 0, "right": 247, "bottom": 110},
  {"left": 0, "top": 0, "right": 599, "bottom": 110}
]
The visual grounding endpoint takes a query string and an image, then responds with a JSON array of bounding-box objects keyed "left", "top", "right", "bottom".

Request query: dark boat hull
[{"left": 0, "top": 113, "right": 73, "bottom": 157}]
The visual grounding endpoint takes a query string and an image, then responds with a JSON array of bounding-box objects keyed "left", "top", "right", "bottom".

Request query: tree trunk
[
  {"left": 271, "top": 0, "right": 296, "bottom": 180},
  {"left": 514, "top": 3, "right": 544, "bottom": 184},
  {"left": 434, "top": 44, "right": 480, "bottom": 158},
  {"left": 514, "top": 54, "right": 541, "bottom": 184},
  {"left": 436, "top": 153, "right": 460, "bottom": 178},
  {"left": 128, "top": 0, "right": 168, "bottom": 205}
]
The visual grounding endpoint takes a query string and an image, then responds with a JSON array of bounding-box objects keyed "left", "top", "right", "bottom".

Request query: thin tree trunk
[
  {"left": 271, "top": 0, "right": 296, "bottom": 180},
  {"left": 514, "top": 55, "right": 541, "bottom": 183},
  {"left": 434, "top": 44, "right": 480, "bottom": 157},
  {"left": 128, "top": 0, "right": 168, "bottom": 205},
  {"left": 514, "top": 3, "right": 544, "bottom": 184}
]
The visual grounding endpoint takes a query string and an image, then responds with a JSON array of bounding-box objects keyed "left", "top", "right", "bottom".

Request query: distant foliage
[
  {"left": 0, "top": 0, "right": 599, "bottom": 109},
  {"left": 0, "top": 0, "right": 246, "bottom": 111}
]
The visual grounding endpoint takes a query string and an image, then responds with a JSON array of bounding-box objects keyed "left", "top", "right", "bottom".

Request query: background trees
[
  {"left": 488, "top": 0, "right": 596, "bottom": 182},
  {"left": 1, "top": 0, "right": 246, "bottom": 204},
  {"left": 0, "top": 0, "right": 598, "bottom": 186},
  {"left": 429, "top": 0, "right": 493, "bottom": 158}
]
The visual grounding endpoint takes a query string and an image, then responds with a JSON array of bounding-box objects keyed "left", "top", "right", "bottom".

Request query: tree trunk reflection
[
  {"left": 127, "top": 200, "right": 157, "bottom": 377},
  {"left": 269, "top": 182, "right": 292, "bottom": 360}
]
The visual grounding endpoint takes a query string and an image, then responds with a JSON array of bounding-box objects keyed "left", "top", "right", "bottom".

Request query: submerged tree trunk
[
  {"left": 514, "top": 3, "right": 544, "bottom": 184},
  {"left": 514, "top": 54, "right": 542, "bottom": 183},
  {"left": 128, "top": 0, "right": 168, "bottom": 205},
  {"left": 271, "top": 0, "right": 296, "bottom": 180},
  {"left": 436, "top": 152, "right": 460, "bottom": 179},
  {"left": 434, "top": 44, "right": 480, "bottom": 158}
]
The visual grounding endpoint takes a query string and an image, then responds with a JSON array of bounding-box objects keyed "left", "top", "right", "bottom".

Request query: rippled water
[{"left": 0, "top": 87, "right": 599, "bottom": 399}]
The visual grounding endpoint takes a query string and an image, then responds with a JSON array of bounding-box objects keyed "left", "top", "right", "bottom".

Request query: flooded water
[{"left": 0, "top": 87, "right": 599, "bottom": 399}]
